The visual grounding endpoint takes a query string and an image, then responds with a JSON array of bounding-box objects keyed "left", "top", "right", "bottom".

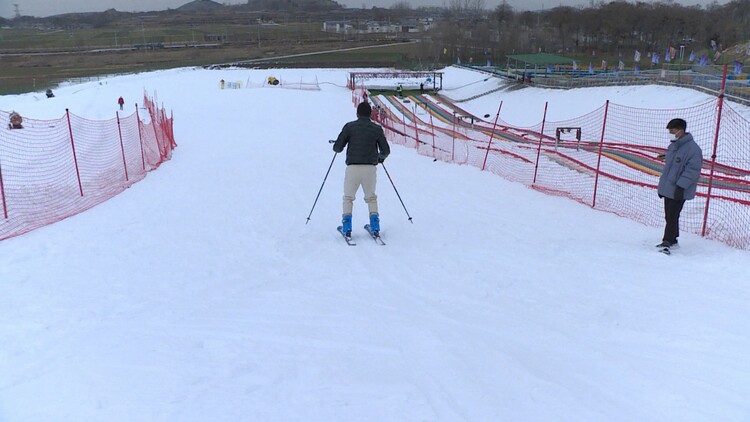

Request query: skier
[
  {"left": 333, "top": 101, "right": 390, "bottom": 238},
  {"left": 118, "top": 96, "right": 125, "bottom": 110},
  {"left": 656, "top": 118, "right": 703, "bottom": 254}
]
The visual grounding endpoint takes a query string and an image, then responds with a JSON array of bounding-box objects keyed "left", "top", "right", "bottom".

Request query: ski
[
  {"left": 337, "top": 226, "right": 356, "bottom": 246},
  {"left": 364, "top": 224, "right": 386, "bottom": 245}
]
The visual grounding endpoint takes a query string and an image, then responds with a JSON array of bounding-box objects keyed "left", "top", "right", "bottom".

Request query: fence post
[
  {"left": 402, "top": 105, "right": 408, "bottom": 145},
  {"left": 413, "top": 103, "right": 419, "bottom": 149},
  {"left": 151, "top": 106, "right": 162, "bottom": 159},
  {"left": 116, "top": 112, "right": 129, "bottom": 181},
  {"left": 429, "top": 113, "right": 436, "bottom": 157},
  {"left": 591, "top": 100, "right": 610, "bottom": 208},
  {"left": 135, "top": 104, "right": 146, "bottom": 171},
  {"left": 532, "top": 102, "right": 549, "bottom": 185},
  {"left": 701, "top": 64, "right": 728, "bottom": 237},
  {"left": 65, "top": 109, "right": 84, "bottom": 197},
  {"left": 0, "top": 159, "right": 7, "bottom": 219},
  {"left": 452, "top": 112, "right": 456, "bottom": 162},
  {"left": 481, "top": 101, "right": 503, "bottom": 171}
]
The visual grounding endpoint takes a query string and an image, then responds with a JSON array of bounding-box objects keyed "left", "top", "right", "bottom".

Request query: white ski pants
[{"left": 343, "top": 164, "right": 378, "bottom": 215}]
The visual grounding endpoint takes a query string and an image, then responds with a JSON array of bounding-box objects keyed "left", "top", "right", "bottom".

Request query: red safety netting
[
  {"left": 0, "top": 91, "right": 176, "bottom": 241},
  {"left": 358, "top": 78, "right": 750, "bottom": 250}
]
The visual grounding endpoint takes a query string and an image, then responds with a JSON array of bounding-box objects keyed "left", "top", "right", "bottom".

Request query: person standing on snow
[
  {"left": 333, "top": 101, "right": 390, "bottom": 237},
  {"left": 656, "top": 118, "right": 703, "bottom": 252},
  {"left": 118, "top": 96, "right": 125, "bottom": 111}
]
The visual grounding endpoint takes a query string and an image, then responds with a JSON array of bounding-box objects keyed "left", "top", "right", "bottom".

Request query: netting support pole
[
  {"left": 429, "top": 113, "right": 436, "bottom": 157},
  {"left": 116, "top": 112, "right": 129, "bottom": 182},
  {"left": 0, "top": 159, "right": 7, "bottom": 219},
  {"left": 481, "top": 101, "right": 503, "bottom": 171},
  {"left": 591, "top": 100, "right": 610, "bottom": 208},
  {"left": 135, "top": 104, "right": 146, "bottom": 171},
  {"left": 413, "top": 103, "right": 419, "bottom": 149},
  {"left": 402, "top": 107, "right": 408, "bottom": 145},
  {"left": 701, "top": 64, "right": 728, "bottom": 237},
  {"left": 151, "top": 106, "right": 162, "bottom": 159},
  {"left": 452, "top": 112, "right": 456, "bottom": 162},
  {"left": 532, "top": 102, "right": 549, "bottom": 185},
  {"left": 65, "top": 109, "right": 84, "bottom": 197}
]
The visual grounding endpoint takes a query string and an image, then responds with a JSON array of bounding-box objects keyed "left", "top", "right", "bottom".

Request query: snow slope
[{"left": 1, "top": 66, "right": 749, "bottom": 421}]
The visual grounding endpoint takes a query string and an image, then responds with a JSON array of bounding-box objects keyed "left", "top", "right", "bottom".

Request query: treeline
[{"left": 425, "top": 0, "right": 750, "bottom": 64}]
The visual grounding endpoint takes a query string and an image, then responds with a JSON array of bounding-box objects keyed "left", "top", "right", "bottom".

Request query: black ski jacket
[{"left": 333, "top": 116, "right": 390, "bottom": 165}]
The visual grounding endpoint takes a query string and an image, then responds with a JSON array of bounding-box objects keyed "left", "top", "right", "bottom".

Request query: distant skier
[
  {"left": 118, "top": 96, "right": 125, "bottom": 110},
  {"left": 332, "top": 101, "right": 390, "bottom": 237}
]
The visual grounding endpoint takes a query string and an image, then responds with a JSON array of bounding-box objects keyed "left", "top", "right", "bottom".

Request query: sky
[
  {"left": 0, "top": 64, "right": 749, "bottom": 420},
  {"left": 0, "top": 0, "right": 734, "bottom": 19}
]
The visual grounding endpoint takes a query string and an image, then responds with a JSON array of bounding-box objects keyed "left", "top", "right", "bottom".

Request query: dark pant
[{"left": 663, "top": 197, "right": 685, "bottom": 243}]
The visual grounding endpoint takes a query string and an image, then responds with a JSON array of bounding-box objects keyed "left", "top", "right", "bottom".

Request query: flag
[
  {"left": 688, "top": 50, "right": 696, "bottom": 62},
  {"left": 734, "top": 60, "right": 743, "bottom": 75},
  {"left": 634, "top": 50, "right": 641, "bottom": 62}
]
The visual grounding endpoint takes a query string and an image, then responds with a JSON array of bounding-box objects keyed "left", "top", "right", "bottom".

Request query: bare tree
[{"left": 391, "top": 1, "right": 411, "bottom": 10}]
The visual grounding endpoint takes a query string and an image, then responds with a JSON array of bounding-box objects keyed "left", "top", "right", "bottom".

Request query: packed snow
[{"left": 1, "top": 65, "right": 749, "bottom": 421}]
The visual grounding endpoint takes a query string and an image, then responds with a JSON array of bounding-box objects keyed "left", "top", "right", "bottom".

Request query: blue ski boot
[
  {"left": 342, "top": 214, "right": 352, "bottom": 236},
  {"left": 369, "top": 213, "right": 380, "bottom": 235}
]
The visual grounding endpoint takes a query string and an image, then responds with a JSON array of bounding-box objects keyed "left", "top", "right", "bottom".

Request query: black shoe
[{"left": 656, "top": 241, "right": 679, "bottom": 249}]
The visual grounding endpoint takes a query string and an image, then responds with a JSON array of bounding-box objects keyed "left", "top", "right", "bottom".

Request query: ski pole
[
  {"left": 306, "top": 150, "right": 337, "bottom": 224},
  {"left": 381, "top": 162, "right": 413, "bottom": 223}
]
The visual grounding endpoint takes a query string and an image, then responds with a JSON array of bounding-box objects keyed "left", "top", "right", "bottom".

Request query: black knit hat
[{"left": 357, "top": 101, "right": 372, "bottom": 117}]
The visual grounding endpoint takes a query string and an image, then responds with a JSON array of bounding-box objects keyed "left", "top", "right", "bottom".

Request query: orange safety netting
[
  {"left": 354, "top": 83, "right": 750, "bottom": 250},
  {"left": 0, "top": 91, "right": 176, "bottom": 241}
]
